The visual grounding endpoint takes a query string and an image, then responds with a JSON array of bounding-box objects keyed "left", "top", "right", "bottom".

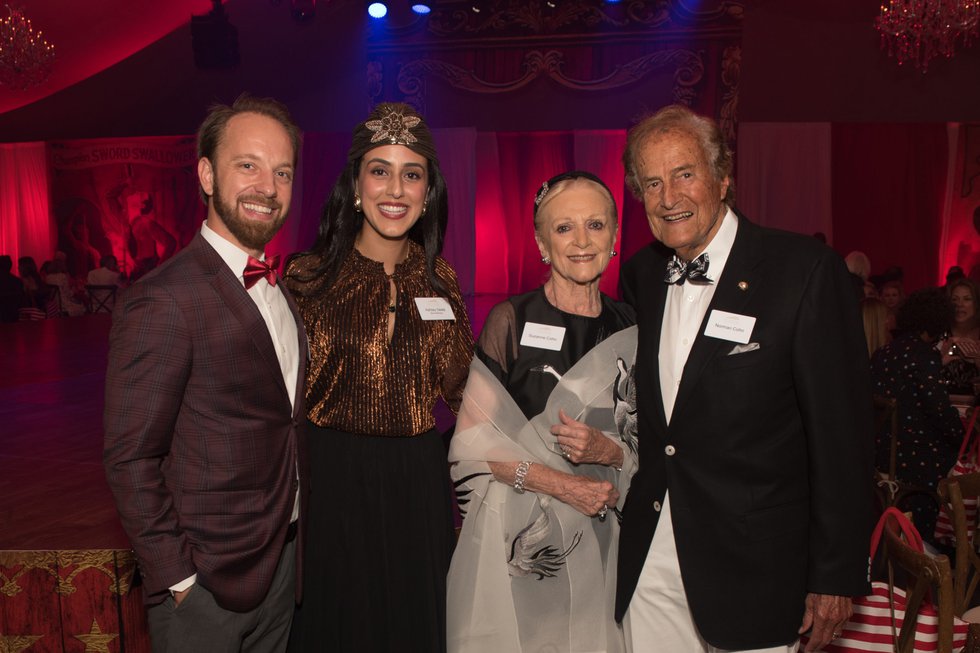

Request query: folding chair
[
  {"left": 85, "top": 284, "right": 117, "bottom": 314},
  {"left": 939, "top": 472, "right": 980, "bottom": 619},
  {"left": 881, "top": 518, "right": 980, "bottom": 652}
]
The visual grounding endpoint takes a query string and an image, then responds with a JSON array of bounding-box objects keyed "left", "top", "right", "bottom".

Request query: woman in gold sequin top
[{"left": 283, "top": 103, "right": 473, "bottom": 653}]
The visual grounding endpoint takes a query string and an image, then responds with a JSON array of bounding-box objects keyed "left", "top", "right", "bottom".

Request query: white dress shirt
[{"left": 658, "top": 208, "right": 738, "bottom": 423}]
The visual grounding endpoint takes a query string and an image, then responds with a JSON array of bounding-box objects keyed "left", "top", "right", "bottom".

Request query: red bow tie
[{"left": 243, "top": 254, "right": 280, "bottom": 289}]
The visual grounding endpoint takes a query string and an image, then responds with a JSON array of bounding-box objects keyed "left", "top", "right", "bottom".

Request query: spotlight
[
  {"left": 368, "top": 2, "right": 388, "bottom": 18},
  {"left": 412, "top": 3, "right": 431, "bottom": 14},
  {"left": 291, "top": 0, "right": 315, "bottom": 21}
]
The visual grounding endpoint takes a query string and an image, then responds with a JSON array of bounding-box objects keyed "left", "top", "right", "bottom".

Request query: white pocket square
[{"left": 727, "top": 342, "right": 760, "bottom": 355}]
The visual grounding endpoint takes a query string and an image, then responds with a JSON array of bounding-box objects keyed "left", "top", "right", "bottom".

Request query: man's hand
[{"left": 798, "top": 592, "right": 851, "bottom": 651}]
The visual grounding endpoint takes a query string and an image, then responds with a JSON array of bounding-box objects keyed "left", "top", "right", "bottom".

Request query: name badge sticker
[
  {"left": 414, "top": 297, "right": 456, "bottom": 321},
  {"left": 704, "top": 309, "right": 756, "bottom": 344},
  {"left": 520, "top": 322, "right": 566, "bottom": 351}
]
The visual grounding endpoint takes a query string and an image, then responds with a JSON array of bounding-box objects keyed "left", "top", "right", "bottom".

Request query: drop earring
[{"left": 353, "top": 194, "right": 363, "bottom": 212}]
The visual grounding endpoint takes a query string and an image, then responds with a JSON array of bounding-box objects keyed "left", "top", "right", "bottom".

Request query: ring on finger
[{"left": 597, "top": 505, "right": 608, "bottom": 521}]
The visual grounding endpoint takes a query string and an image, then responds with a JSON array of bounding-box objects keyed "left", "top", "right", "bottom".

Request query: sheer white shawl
[{"left": 447, "top": 326, "right": 638, "bottom": 653}]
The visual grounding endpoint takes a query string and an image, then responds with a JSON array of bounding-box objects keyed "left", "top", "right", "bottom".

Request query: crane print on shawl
[{"left": 447, "top": 326, "right": 637, "bottom": 653}]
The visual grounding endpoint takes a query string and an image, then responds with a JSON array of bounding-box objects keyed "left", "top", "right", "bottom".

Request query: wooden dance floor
[
  {"left": 0, "top": 298, "right": 497, "bottom": 652},
  {"left": 0, "top": 314, "right": 150, "bottom": 653}
]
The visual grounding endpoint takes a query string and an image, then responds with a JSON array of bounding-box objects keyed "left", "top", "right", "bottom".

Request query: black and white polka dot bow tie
[{"left": 664, "top": 253, "right": 712, "bottom": 285}]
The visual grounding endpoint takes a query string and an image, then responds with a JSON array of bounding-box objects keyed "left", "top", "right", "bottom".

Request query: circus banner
[{"left": 48, "top": 136, "right": 205, "bottom": 283}]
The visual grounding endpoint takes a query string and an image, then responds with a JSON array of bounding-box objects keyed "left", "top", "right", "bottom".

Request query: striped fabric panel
[{"left": 803, "top": 582, "right": 968, "bottom": 653}]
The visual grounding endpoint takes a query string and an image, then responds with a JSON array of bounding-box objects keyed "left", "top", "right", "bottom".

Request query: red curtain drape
[
  {"left": 0, "top": 143, "right": 55, "bottom": 267},
  {"left": 831, "top": 124, "right": 949, "bottom": 291},
  {"left": 8, "top": 124, "right": 958, "bottom": 323}
]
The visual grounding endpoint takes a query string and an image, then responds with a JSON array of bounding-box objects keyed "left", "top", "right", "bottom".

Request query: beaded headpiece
[
  {"left": 365, "top": 109, "right": 421, "bottom": 145},
  {"left": 348, "top": 102, "right": 438, "bottom": 164}
]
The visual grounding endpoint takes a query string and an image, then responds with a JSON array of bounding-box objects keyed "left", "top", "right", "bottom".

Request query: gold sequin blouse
[{"left": 287, "top": 241, "right": 474, "bottom": 436}]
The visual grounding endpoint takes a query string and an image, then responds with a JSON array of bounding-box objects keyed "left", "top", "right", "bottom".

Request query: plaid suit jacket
[{"left": 104, "top": 233, "right": 309, "bottom": 612}]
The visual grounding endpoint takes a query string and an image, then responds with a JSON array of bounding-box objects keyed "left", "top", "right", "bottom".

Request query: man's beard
[{"left": 211, "top": 177, "right": 287, "bottom": 252}]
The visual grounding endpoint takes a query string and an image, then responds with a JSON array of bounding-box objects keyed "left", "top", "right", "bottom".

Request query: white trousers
[{"left": 624, "top": 493, "right": 797, "bottom": 653}]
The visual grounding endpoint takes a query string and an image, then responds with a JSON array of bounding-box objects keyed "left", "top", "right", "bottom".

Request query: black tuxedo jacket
[
  {"left": 615, "top": 214, "right": 873, "bottom": 650},
  {"left": 104, "top": 233, "right": 309, "bottom": 612}
]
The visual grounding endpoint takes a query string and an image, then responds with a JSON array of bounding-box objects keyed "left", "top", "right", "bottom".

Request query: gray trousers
[{"left": 147, "top": 539, "right": 296, "bottom": 653}]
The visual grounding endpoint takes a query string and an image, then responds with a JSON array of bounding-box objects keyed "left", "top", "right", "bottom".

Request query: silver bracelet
[{"left": 514, "top": 461, "right": 532, "bottom": 493}]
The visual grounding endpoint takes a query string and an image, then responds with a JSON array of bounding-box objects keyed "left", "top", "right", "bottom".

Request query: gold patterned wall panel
[
  {"left": 0, "top": 550, "right": 149, "bottom": 653},
  {"left": 366, "top": 0, "right": 742, "bottom": 135}
]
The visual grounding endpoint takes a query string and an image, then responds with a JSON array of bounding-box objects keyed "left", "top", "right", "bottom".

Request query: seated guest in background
[
  {"left": 284, "top": 102, "right": 473, "bottom": 653},
  {"left": 87, "top": 254, "right": 124, "bottom": 312},
  {"left": 940, "top": 278, "right": 980, "bottom": 393},
  {"left": 871, "top": 288, "right": 963, "bottom": 543},
  {"left": 0, "top": 255, "right": 24, "bottom": 322},
  {"left": 879, "top": 279, "right": 903, "bottom": 333},
  {"left": 17, "top": 256, "right": 45, "bottom": 310},
  {"left": 945, "top": 265, "right": 966, "bottom": 292},
  {"left": 44, "top": 257, "right": 86, "bottom": 316},
  {"left": 87, "top": 254, "right": 123, "bottom": 287},
  {"left": 447, "top": 171, "right": 636, "bottom": 653},
  {"left": 861, "top": 297, "right": 891, "bottom": 357},
  {"left": 845, "top": 250, "right": 875, "bottom": 300}
]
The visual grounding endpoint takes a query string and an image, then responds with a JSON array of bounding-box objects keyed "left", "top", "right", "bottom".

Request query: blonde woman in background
[{"left": 861, "top": 297, "right": 891, "bottom": 357}]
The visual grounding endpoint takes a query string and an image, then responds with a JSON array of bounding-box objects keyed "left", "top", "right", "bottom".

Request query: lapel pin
[{"left": 737, "top": 281, "right": 749, "bottom": 291}]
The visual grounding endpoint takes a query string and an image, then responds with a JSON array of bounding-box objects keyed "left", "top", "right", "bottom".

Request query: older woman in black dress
[{"left": 448, "top": 171, "right": 636, "bottom": 652}]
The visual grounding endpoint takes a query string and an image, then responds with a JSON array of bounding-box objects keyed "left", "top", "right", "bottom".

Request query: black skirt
[{"left": 288, "top": 424, "right": 455, "bottom": 653}]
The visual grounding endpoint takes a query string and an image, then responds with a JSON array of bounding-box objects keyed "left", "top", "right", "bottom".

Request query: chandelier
[
  {"left": 0, "top": 4, "right": 56, "bottom": 90},
  {"left": 876, "top": 0, "right": 980, "bottom": 72}
]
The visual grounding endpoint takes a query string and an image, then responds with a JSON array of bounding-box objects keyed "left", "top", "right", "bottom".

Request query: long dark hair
[{"left": 287, "top": 102, "right": 450, "bottom": 297}]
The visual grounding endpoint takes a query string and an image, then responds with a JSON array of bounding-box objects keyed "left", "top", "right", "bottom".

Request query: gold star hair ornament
[
  {"left": 365, "top": 109, "right": 421, "bottom": 145},
  {"left": 737, "top": 281, "right": 749, "bottom": 291}
]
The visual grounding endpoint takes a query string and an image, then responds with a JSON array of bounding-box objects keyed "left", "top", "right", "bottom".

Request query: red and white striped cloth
[
  {"left": 811, "top": 581, "right": 969, "bottom": 652},
  {"left": 935, "top": 408, "right": 980, "bottom": 546},
  {"left": 802, "top": 507, "right": 969, "bottom": 652}
]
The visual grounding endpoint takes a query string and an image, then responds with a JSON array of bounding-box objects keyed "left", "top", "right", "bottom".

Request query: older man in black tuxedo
[{"left": 615, "top": 105, "right": 873, "bottom": 653}]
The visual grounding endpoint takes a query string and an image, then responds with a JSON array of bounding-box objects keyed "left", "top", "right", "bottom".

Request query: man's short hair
[
  {"left": 622, "top": 104, "right": 734, "bottom": 204},
  {"left": 195, "top": 93, "right": 301, "bottom": 204}
]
